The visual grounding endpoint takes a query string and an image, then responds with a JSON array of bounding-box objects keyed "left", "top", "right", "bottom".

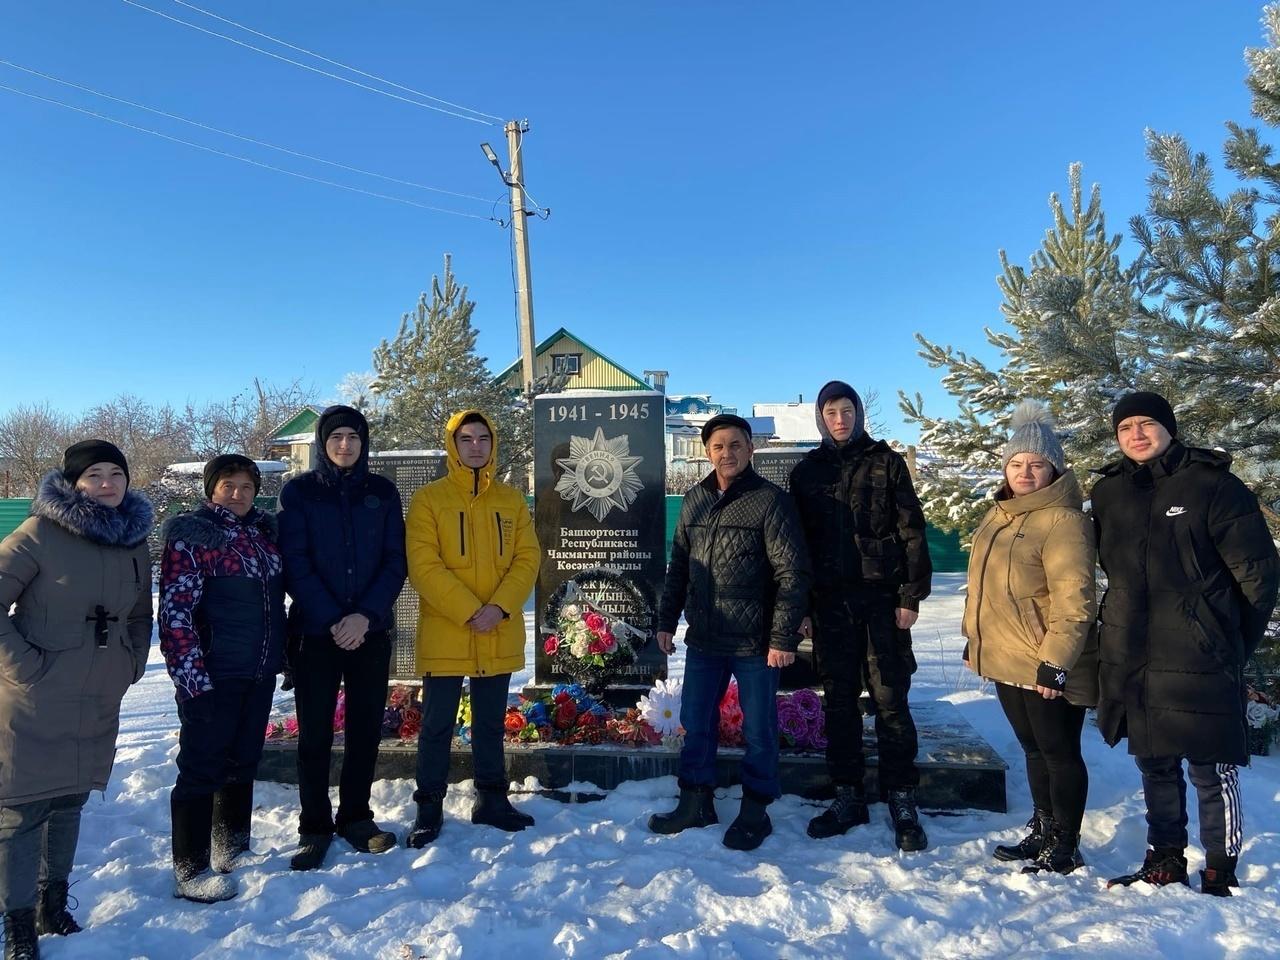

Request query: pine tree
[
  {"left": 899, "top": 164, "right": 1154, "bottom": 535},
  {"left": 1130, "top": 6, "right": 1280, "bottom": 512},
  {"left": 371, "top": 256, "right": 554, "bottom": 481}
]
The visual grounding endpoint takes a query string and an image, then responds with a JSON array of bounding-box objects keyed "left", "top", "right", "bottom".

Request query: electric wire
[
  {"left": 0, "top": 59, "right": 492, "bottom": 203},
  {"left": 119, "top": 0, "right": 498, "bottom": 126},
  {"left": 0, "top": 82, "right": 496, "bottom": 221},
  {"left": 165, "top": 0, "right": 504, "bottom": 124}
]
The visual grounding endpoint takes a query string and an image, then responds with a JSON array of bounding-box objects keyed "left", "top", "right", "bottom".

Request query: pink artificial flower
[
  {"left": 602, "top": 632, "right": 617, "bottom": 652},
  {"left": 544, "top": 635, "right": 560, "bottom": 655},
  {"left": 284, "top": 716, "right": 300, "bottom": 737},
  {"left": 264, "top": 722, "right": 278, "bottom": 740},
  {"left": 584, "top": 611, "right": 606, "bottom": 634}
]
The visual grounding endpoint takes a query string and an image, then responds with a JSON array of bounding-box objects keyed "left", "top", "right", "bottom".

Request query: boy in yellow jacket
[{"left": 404, "top": 411, "right": 540, "bottom": 847}]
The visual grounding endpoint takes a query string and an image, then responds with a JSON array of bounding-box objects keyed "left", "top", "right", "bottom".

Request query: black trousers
[
  {"left": 172, "top": 677, "right": 276, "bottom": 802},
  {"left": 996, "top": 683, "right": 1088, "bottom": 834},
  {"left": 292, "top": 631, "right": 392, "bottom": 835},
  {"left": 813, "top": 597, "right": 919, "bottom": 793},
  {"left": 1135, "top": 755, "right": 1243, "bottom": 861},
  {"left": 414, "top": 673, "right": 510, "bottom": 801}
]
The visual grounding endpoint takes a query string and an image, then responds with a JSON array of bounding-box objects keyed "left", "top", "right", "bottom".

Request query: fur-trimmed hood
[
  {"left": 162, "top": 502, "right": 277, "bottom": 548},
  {"left": 30, "top": 470, "right": 154, "bottom": 548}
]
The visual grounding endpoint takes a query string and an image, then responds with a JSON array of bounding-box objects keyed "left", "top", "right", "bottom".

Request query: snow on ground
[{"left": 49, "top": 575, "right": 1280, "bottom": 958}]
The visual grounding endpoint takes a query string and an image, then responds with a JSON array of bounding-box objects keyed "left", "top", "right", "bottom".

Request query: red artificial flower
[
  {"left": 504, "top": 707, "right": 528, "bottom": 736},
  {"left": 553, "top": 699, "right": 579, "bottom": 730},
  {"left": 588, "top": 637, "right": 606, "bottom": 655},
  {"left": 584, "top": 611, "right": 606, "bottom": 633},
  {"left": 544, "top": 635, "right": 560, "bottom": 655}
]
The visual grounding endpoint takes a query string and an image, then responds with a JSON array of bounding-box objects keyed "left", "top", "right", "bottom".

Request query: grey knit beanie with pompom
[{"left": 1001, "top": 401, "right": 1065, "bottom": 473}]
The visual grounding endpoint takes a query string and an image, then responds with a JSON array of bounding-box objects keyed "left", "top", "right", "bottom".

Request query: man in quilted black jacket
[
  {"left": 650, "top": 414, "right": 811, "bottom": 852},
  {"left": 790, "top": 380, "right": 932, "bottom": 851}
]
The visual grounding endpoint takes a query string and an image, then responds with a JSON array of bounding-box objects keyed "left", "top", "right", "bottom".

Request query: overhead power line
[
  {"left": 0, "top": 59, "right": 491, "bottom": 203},
  {"left": 119, "top": 0, "right": 500, "bottom": 126},
  {"left": 166, "top": 0, "right": 505, "bottom": 124},
  {"left": 0, "top": 82, "right": 495, "bottom": 221}
]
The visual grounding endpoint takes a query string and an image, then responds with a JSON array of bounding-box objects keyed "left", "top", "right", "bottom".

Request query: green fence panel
[{"left": 0, "top": 500, "right": 32, "bottom": 540}]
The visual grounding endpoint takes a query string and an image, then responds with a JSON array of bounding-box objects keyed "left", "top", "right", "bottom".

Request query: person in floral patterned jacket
[{"left": 159, "top": 455, "right": 285, "bottom": 904}]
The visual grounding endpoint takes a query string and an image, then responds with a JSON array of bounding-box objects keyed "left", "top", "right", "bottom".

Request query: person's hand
[
  {"left": 798, "top": 617, "right": 813, "bottom": 641},
  {"left": 961, "top": 641, "right": 970, "bottom": 670},
  {"left": 767, "top": 649, "right": 795, "bottom": 668},
  {"left": 331, "top": 613, "right": 369, "bottom": 650},
  {"left": 467, "top": 604, "right": 505, "bottom": 633},
  {"left": 894, "top": 608, "right": 918, "bottom": 630},
  {"left": 1035, "top": 662, "right": 1067, "bottom": 700},
  {"left": 657, "top": 631, "right": 675, "bottom": 655}
]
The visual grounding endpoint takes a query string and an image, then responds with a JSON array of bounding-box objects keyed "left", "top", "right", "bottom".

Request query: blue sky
[{"left": 0, "top": 1, "right": 1269, "bottom": 441}]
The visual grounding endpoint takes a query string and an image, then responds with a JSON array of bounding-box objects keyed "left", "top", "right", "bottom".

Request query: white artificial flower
[
  {"left": 570, "top": 637, "right": 590, "bottom": 659},
  {"left": 637, "top": 678, "right": 683, "bottom": 736},
  {"left": 563, "top": 604, "right": 581, "bottom": 621},
  {"left": 1246, "top": 699, "right": 1277, "bottom": 728}
]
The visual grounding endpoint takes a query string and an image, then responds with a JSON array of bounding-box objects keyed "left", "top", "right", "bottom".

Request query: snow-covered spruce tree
[
  {"left": 370, "top": 256, "right": 552, "bottom": 482},
  {"left": 900, "top": 164, "right": 1156, "bottom": 536},
  {"left": 1130, "top": 8, "right": 1280, "bottom": 516}
]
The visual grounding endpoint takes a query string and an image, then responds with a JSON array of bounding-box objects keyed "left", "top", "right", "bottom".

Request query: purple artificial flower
[{"left": 791, "top": 688, "right": 823, "bottom": 722}]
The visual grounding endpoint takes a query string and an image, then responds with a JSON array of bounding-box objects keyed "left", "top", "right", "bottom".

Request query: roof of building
[{"left": 494, "top": 327, "right": 650, "bottom": 390}]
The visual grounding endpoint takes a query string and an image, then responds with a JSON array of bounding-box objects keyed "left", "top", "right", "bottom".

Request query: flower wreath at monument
[{"left": 542, "top": 567, "right": 650, "bottom": 692}]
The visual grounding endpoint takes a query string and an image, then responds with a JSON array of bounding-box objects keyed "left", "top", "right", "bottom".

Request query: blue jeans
[{"left": 679, "top": 650, "right": 781, "bottom": 799}]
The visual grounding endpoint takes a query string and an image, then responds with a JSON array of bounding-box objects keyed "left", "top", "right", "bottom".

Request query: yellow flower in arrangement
[{"left": 456, "top": 693, "right": 472, "bottom": 727}]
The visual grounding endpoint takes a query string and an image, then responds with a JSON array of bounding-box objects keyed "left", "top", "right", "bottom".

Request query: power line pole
[{"left": 506, "top": 120, "right": 537, "bottom": 392}]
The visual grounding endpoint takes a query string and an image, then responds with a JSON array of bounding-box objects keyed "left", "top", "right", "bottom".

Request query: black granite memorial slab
[
  {"left": 531, "top": 391, "right": 667, "bottom": 695},
  {"left": 367, "top": 451, "right": 448, "bottom": 680}
]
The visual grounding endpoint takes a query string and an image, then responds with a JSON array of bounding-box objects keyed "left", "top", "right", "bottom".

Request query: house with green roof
[{"left": 494, "top": 328, "right": 651, "bottom": 393}]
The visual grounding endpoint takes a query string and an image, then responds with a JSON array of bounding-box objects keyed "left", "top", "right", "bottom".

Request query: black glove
[
  {"left": 961, "top": 642, "right": 970, "bottom": 663},
  {"left": 178, "top": 693, "right": 216, "bottom": 725},
  {"left": 1036, "top": 661, "right": 1068, "bottom": 692}
]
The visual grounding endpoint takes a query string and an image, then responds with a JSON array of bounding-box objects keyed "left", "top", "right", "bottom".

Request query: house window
[{"left": 551, "top": 354, "right": 581, "bottom": 375}]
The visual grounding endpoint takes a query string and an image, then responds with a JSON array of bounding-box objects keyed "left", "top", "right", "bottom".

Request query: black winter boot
[
  {"left": 210, "top": 782, "right": 253, "bottom": 874},
  {"left": 722, "top": 790, "right": 773, "bottom": 852},
  {"left": 289, "top": 833, "right": 333, "bottom": 872},
  {"left": 648, "top": 785, "right": 718, "bottom": 835},
  {"left": 34, "top": 880, "right": 81, "bottom": 935},
  {"left": 1022, "top": 825, "right": 1085, "bottom": 875},
  {"left": 406, "top": 793, "right": 445, "bottom": 849},
  {"left": 1200, "top": 853, "right": 1239, "bottom": 897},
  {"left": 806, "top": 785, "right": 870, "bottom": 840},
  {"left": 171, "top": 794, "right": 237, "bottom": 903},
  {"left": 471, "top": 785, "right": 535, "bottom": 832},
  {"left": 994, "top": 809, "right": 1052, "bottom": 862},
  {"left": 1106, "top": 847, "right": 1189, "bottom": 888},
  {"left": 887, "top": 787, "right": 928, "bottom": 852},
  {"left": 337, "top": 819, "right": 397, "bottom": 854},
  {"left": 2, "top": 909, "right": 38, "bottom": 960}
]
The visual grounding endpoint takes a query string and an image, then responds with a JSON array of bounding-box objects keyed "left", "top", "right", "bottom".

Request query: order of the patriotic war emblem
[{"left": 554, "top": 427, "right": 644, "bottom": 522}]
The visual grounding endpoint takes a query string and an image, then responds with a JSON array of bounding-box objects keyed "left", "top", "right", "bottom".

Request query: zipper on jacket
[
  {"left": 459, "top": 512, "right": 467, "bottom": 556},
  {"left": 970, "top": 514, "right": 1009, "bottom": 677},
  {"left": 495, "top": 512, "right": 504, "bottom": 556},
  {"left": 132, "top": 556, "right": 141, "bottom": 587}
]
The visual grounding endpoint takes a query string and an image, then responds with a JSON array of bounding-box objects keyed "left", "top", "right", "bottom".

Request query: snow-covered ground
[{"left": 53, "top": 574, "right": 1280, "bottom": 958}]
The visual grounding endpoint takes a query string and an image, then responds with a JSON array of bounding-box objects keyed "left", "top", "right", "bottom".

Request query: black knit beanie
[
  {"left": 63, "top": 439, "right": 129, "bottom": 487},
  {"left": 316, "top": 404, "right": 369, "bottom": 447},
  {"left": 1111, "top": 391, "right": 1177, "bottom": 438},
  {"left": 203, "top": 454, "right": 262, "bottom": 499}
]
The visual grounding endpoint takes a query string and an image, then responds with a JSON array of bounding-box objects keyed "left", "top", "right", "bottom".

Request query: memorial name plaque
[
  {"left": 747, "top": 446, "right": 817, "bottom": 690},
  {"left": 749, "top": 447, "right": 809, "bottom": 493},
  {"left": 533, "top": 391, "right": 667, "bottom": 693},
  {"left": 368, "top": 450, "right": 448, "bottom": 680}
]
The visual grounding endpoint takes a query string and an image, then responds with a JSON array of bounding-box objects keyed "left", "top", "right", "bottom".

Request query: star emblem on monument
[{"left": 554, "top": 427, "right": 645, "bottom": 522}]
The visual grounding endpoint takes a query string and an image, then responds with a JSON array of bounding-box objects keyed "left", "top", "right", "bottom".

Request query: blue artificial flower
[{"left": 525, "top": 702, "right": 549, "bottom": 726}]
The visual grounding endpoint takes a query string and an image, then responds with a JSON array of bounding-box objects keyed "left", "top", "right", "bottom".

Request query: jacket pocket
[
  {"left": 854, "top": 535, "right": 900, "bottom": 581},
  {"left": 1174, "top": 523, "right": 1206, "bottom": 583},
  {"left": 1016, "top": 597, "right": 1047, "bottom": 651}
]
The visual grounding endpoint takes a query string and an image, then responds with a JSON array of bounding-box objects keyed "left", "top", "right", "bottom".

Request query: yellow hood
[{"left": 445, "top": 409, "right": 498, "bottom": 496}]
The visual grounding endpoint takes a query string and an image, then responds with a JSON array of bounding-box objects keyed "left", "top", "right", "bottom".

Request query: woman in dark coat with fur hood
[
  {"left": 159, "top": 455, "right": 285, "bottom": 905},
  {"left": 0, "top": 440, "right": 153, "bottom": 959}
]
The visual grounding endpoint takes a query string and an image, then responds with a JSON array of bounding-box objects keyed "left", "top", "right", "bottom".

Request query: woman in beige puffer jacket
[
  {"left": 963, "top": 403, "right": 1096, "bottom": 877},
  {"left": 0, "top": 440, "right": 152, "bottom": 952}
]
